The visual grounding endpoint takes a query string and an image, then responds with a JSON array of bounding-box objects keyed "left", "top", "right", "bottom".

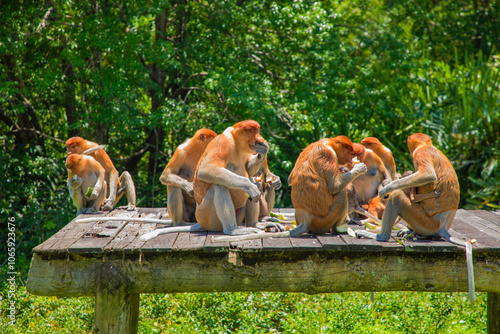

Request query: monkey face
[{"left": 65, "top": 137, "right": 85, "bottom": 154}]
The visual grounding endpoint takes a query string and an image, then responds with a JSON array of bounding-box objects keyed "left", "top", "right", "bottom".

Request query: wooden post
[
  {"left": 488, "top": 292, "right": 500, "bottom": 334},
  {"left": 92, "top": 263, "right": 140, "bottom": 334}
]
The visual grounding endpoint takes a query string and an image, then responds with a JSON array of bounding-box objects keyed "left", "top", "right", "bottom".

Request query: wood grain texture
[{"left": 27, "top": 250, "right": 500, "bottom": 296}]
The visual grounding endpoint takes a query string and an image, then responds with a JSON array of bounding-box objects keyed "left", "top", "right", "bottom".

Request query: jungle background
[{"left": 1, "top": 0, "right": 499, "bottom": 332}]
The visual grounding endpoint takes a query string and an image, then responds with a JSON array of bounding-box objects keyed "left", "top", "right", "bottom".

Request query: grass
[{"left": 1, "top": 285, "right": 487, "bottom": 333}]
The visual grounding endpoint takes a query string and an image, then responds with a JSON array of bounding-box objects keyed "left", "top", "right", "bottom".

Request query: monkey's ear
[{"left": 200, "top": 133, "right": 205, "bottom": 140}]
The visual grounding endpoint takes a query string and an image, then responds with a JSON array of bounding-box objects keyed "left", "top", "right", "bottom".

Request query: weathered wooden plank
[
  {"left": 140, "top": 228, "right": 179, "bottom": 252},
  {"left": 459, "top": 210, "right": 500, "bottom": 240},
  {"left": 68, "top": 211, "right": 136, "bottom": 253},
  {"left": 122, "top": 213, "right": 162, "bottom": 252},
  {"left": 136, "top": 207, "right": 168, "bottom": 217},
  {"left": 316, "top": 234, "right": 348, "bottom": 251},
  {"left": 94, "top": 264, "right": 139, "bottom": 334},
  {"left": 469, "top": 210, "right": 500, "bottom": 227},
  {"left": 231, "top": 238, "right": 263, "bottom": 252},
  {"left": 262, "top": 236, "right": 293, "bottom": 251},
  {"left": 103, "top": 212, "right": 144, "bottom": 252},
  {"left": 339, "top": 233, "right": 386, "bottom": 252},
  {"left": 204, "top": 232, "right": 230, "bottom": 252},
  {"left": 34, "top": 211, "right": 110, "bottom": 253},
  {"left": 26, "top": 250, "right": 500, "bottom": 296},
  {"left": 453, "top": 210, "right": 500, "bottom": 250},
  {"left": 488, "top": 292, "right": 500, "bottom": 334},
  {"left": 173, "top": 231, "right": 208, "bottom": 251},
  {"left": 290, "top": 235, "right": 323, "bottom": 251}
]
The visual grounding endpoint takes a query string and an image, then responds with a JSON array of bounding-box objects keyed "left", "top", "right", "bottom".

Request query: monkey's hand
[
  {"left": 378, "top": 183, "right": 393, "bottom": 200},
  {"left": 351, "top": 162, "right": 367, "bottom": 176},
  {"left": 270, "top": 175, "right": 281, "bottom": 190},
  {"left": 250, "top": 176, "right": 261, "bottom": 186},
  {"left": 244, "top": 182, "right": 261, "bottom": 203},
  {"left": 381, "top": 179, "right": 391, "bottom": 187},
  {"left": 183, "top": 182, "right": 194, "bottom": 197},
  {"left": 87, "top": 188, "right": 101, "bottom": 201},
  {"left": 254, "top": 141, "right": 269, "bottom": 156},
  {"left": 68, "top": 175, "right": 82, "bottom": 190}
]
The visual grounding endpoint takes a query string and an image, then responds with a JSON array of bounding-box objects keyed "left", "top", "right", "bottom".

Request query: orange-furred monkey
[
  {"left": 361, "top": 137, "right": 398, "bottom": 181},
  {"left": 159, "top": 128, "right": 217, "bottom": 225},
  {"left": 238, "top": 157, "right": 282, "bottom": 225},
  {"left": 214, "top": 136, "right": 368, "bottom": 242},
  {"left": 355, "top": 133, "right": 475, "bottom": 303},
  {"left": 352, "top": 143, "right": 391, "bottom": 205},
  {"left": 139, "top": 120, "right": 284, "bottom": 241},
  {"left": 65, "top": 137, "right": 136, "bottom": 211},
  {"left": 66, "top": 154, "right": 106, "bottom": 214}
]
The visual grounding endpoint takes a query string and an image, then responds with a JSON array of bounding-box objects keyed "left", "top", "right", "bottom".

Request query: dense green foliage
[
  {"left": 0, "top": 286, "right": 488, "bottom": 333},
  {"left": 0, "top": 0, "right": 498, "bottom": 330}
]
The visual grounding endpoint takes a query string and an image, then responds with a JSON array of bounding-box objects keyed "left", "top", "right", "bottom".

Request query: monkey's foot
[
  {"left": 102, "top": 200, "right": 114, "bottom": 211},
  {"left": 127, "top": 203, "right": 136, "bottom": 211},
  {"left": 396, "top": 229, "right": 414, "bottom": 238},
  {"left": 375, "top": 233, "right": 390, "bottom": 242},
  {"left": 78, "top": 208, "right": 99, "bottom": 215},
  {"left": 224, "top": 227, "right": 264, "bottom": 236},
  {"left": 256, "top": 222, "right": 286, "bottom": 232}
]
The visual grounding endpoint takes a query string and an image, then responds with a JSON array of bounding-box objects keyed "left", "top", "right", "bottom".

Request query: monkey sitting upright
[{"left": 66, "top": 137, "right": 136, "bottom": 211}]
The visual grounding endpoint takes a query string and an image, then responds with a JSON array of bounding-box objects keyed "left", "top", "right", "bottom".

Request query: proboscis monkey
[
  {"left": 346, "top": 185, "right": 382, "bottom": 225},
  {"left": 361, "top": 196, "right": 385, "bottom": 220},
  {"left": 238, "top": 157, "right": 282, "bottom": 225},
  {"left": 159, "top": 128, "right": 217, "bottom": 225},
  {"left": 214, "top": 136, "right": 368, "bottom": 242},
  {"left": 65, "top": 137, "right": 136, "bottom": 210},
  {"left": 352, "top": 143, "right": 392, "bottom": 205},
  {"left": 255, "top": 158, "right": 281, "bottom": 220},
  {"left": 66, "top": 154, "right": 106, "bottom": 214},
  {"left": 135, "top": 120, "right": 284, "bottom": 241},
  {"left": 361, "top": 137, "right": 398, "bottom": 181},
  {"left": 355, "top": 133, "right": 475, "bottom": 303}
]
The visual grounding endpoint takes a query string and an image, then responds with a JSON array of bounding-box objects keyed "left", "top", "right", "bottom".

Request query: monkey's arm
[
  {"left": 68, "top": 175, "right": 84, "bottom": 211},
  {"left": 378, "top": 162, "right": 436, "bottom": 199},
  {"left": 160, "top": 168, "right": 194, "bottom": 196},
  {"left": 88, "top": 166, "right": 106, "bottom": 200},
  {"left": 328, "top": 163, "right": 367, "bottom": 194},
  {"left": 197, "top": 158, "right": 260, "bottom": 201},
  {"left": 246, "top": 141, "right": 269, "bottom": 177}
]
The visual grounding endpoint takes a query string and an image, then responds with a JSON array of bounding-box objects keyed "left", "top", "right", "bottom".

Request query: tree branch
[{"left": 11, "top": 128, "right": 65, "bottom": 143}]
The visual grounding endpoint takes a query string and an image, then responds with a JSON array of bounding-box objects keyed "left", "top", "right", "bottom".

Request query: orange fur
[
  {"left": 352, "top": 143, "right": 391, "bottom": 204},
  {"left": 375, "top": 133, "right": 460, "bottom": 238},
  {"left": 289, "top": 136, "right": 366, "bottom": 234},
  {"left": 193, "top": 120, "right": 268, "bottom": 232},
  {"left": 65, "top": 154, "right": 106, "bottom": 214},
  {"left": 409, "top": 134, "right": 460, "bottom": 217},
  {"left": 160, "top": 128, "right": 217, "bottom": 224},
  {"left": 66, "top": 137, "right": 118, "bottom": 178},
  {"left": 361, "top": 137, "right": 397, "bottom": 180},
  {"left": 65, "top": 136, "right": 135, "bottom": 210},
  {"left": 362, "top": 196, "right": 385, "bottom": 219}
]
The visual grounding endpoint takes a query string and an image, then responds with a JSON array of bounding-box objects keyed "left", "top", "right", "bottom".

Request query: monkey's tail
[
  {"left": 354, "top": 207, "right": 382, "bottom": 225},
  {"left": 75, "top": 217, "right": 173, "bottom": 224},
  {"left": 81, "top": 145, "right": 106, "bottom": 155},
  {"left": 140, "top": 223, "right": 204, "bottom": 241},
  {"left": 213, "top": 223, "right": 309, "bottom": 242},
  {"left": 448, "top": 236, "right": 475, "bottom": 305}
]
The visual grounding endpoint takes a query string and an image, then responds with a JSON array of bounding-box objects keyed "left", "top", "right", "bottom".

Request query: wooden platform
[
  {"left": 28, "top": 208, "right": 500, "bottom": 254},
  {"left": 27, "top": 208, "right": 500, "bottom": 334}
]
